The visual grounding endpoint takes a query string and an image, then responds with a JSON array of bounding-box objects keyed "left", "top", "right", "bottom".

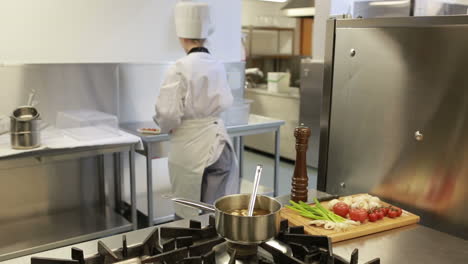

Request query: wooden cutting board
[{"left": 280, "top": 194, "right": 420, "bottom": 243}]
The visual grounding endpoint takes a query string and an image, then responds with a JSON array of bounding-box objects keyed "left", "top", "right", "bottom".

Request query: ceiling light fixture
[
  {"left": 259, "top": 0, "right": 288, "bottom": 3},
  {"left": 369, "top": 0, "right": 410, "bottom": 6},
  {"left": 281, "top": 0, "right": 315, "bottom": 17}
]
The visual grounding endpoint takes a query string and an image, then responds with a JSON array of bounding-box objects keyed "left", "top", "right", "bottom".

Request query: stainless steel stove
[{"left": 30, "top": 215, "right": 380, "bottom": 264}]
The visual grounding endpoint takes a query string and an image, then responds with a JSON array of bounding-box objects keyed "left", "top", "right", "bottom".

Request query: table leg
[
  {"left": 233, "top": 136, "right": 242, "bottom": 192},
  {"left": 232, "top": 137, "right": 239, "bottom": 155},
  {"left": 239, "top": 136, "right": 244, "bottom": 182},
  {"left": 113, "top": 153, "right": 122, "bottom": 213},
  {"left": 97, "top": 155, "right": 106, "bottom": 207},
  {"left": 146, "top": 144, "right": 154, "bottom": 227},
  {"left": 274, "top": 128, "right": 281, "bottom": 197},
  {"left": 129, "top": 146, "right": 137, "bottom": 230}
]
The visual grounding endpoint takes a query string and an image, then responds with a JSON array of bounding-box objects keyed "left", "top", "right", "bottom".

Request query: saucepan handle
[{"left": 171, "top": 198, "right": 216, "bottom": 213}]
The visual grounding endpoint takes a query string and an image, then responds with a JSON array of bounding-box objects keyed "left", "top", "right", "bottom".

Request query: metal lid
[{"left": 12, "top": 106, "right": 40, "bottom": 121}]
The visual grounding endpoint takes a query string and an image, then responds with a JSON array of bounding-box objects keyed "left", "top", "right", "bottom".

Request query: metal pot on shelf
[
  {"left": 172, "top": 194, "right": 282, "bottom": 245},
  {"left": 10, "top": 106, "right": 41, "bottom": 149}
]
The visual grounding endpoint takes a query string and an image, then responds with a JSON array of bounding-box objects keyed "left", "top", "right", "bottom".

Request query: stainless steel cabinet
[
  {"left": 319, "top": 16, "right": 468, "bottom": 239},
  {"left": 299, "top": 59, "right": 324, "bottom": 168}
]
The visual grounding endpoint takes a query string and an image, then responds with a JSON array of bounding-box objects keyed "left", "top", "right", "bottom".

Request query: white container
[
  {"left": 56, "top": 110, "right": 119, "bottom": 141},
  {"left": 267, "top": 72, "right": 290, "bottom": 93},
  {"left": 221, "top": 99, "right": 253, "bottom": 126},
  {"left": 415, "top": 0, "right": 468, "bottom": 16}
]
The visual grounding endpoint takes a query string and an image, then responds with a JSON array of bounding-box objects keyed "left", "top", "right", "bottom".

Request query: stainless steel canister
[{"left": 10, "top": 106, "right": 41, "bottom": 149}]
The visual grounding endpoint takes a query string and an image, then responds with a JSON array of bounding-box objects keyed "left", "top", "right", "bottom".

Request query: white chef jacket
[
  {"left": 154, "top": 52, "right": 233, "bottom": 164},
  {"left": 154, "top": 52, "right": 233, "bottom": 130},
  {"left": 153, "top": 51, "right": 237, "bottom": 218}
]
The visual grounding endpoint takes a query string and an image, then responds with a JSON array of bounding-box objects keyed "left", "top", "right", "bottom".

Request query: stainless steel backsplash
[{"left": 0, "top": 61, "right": 245, "bottom": 222}]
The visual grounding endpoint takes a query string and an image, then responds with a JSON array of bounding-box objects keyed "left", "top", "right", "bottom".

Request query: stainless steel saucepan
[{"left": 172, "top": 194, "right": 282, "bottom": 245}]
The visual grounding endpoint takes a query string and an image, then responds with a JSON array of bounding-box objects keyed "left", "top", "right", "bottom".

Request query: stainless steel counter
[
  {"left": 333, "top": 224, "right": 468, "bottom": 263},
  {"left": 4, "top": 189, "right": 468, "bottom": 264},
  {"left": 120, "top": 114, "right": 285, "bottom": 143}
]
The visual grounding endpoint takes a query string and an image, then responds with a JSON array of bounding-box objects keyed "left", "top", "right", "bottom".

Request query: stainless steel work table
[
  {"left": 5, "top": 189, "right": 467, "bottom": 264},
  {"left": 0, "top": 141, "right": 139, "bottom": 261},
  {"left": 120, "top": 114, "right": 285, "bottom": 227}
]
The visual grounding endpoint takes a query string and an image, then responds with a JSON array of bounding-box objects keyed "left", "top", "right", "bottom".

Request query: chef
[{"left": 153, "top": 1, "right": 239, "bottom": 219}]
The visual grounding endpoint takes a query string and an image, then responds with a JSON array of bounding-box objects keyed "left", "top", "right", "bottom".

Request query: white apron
[{"left": 169, "top": 117, "right": 239, "bottom": 218}]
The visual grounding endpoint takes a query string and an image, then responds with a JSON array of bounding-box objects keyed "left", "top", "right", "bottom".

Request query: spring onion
[{"left": 286, "top": 198, "right": 346, "bottom": 223}]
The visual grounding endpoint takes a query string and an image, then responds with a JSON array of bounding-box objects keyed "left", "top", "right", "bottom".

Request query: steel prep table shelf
[
  {"left": 120, "top": 114, "right": 285, "bottom": 226},
  {"left": 0, "top": 139, "right": 139, "bottom": 261}
]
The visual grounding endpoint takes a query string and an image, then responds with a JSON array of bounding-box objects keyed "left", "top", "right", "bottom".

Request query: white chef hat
[{"left": 175, "top": 1, "right": 214, "bottom": 39}]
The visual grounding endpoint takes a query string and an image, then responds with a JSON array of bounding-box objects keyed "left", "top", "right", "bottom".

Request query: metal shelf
[
  {"left": 248, "top": 54, "right": 296, "bottom": 59},
  {"left": 0, "top": 205, "right": 132, "bottom": 261},
  {"left": 242, "top": 25, "right": 295, "bottom": 60},
  {"left": 242, "top": 26, "right": 295, "bottom": 31}
]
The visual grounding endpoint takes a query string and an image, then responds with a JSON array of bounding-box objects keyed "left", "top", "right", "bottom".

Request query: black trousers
[
  {"left": 200, "top": 144, "right": 232, "bottom": 204},
  {"left": 174, "top": 144, "right": 233, "bottom": 221}
]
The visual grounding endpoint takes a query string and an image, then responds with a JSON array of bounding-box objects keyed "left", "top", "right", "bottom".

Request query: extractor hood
[{"left": 281, "top": 0, "right": 315, "bottom": 17}]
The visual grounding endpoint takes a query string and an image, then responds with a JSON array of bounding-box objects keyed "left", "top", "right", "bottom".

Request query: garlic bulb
[
  {"left": 328, "top": 199, "right": 340, "bottom": 209},
  {"left": 351, "top": 200, "right": 369, "bottom": 210},
  {"left": 352, "top": 196, "right": 366, "bottom": 204},
  {"left": 324, "top": 222, "right": 336, "bottom": 230},
  {"left": 309, "top": 220, "right": 327, "bottom": 226},
  {"left": 335, "top": 222, "right": 350, "bottom": 231},
  {"left": 368, "top": 201, "right": 380, "bottom": 209},
  {"left": 342, "top": 197, "right": 353, "bottom": 206},
  {"left": 345, "top": 220, "right": 361, "bottom": 226}
]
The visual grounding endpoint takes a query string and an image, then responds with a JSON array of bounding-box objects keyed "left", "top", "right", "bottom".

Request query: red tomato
[
  {"left": 388, "top": 210, "right": 398, "bottom": 218},
  {"left": 368, "top": 211, "right": 378, "bottom": 222},
  {"left": 394, "top": 207, "right": 402, "bottom": 217},
  {"left": 333, "top": 202, "right": 350, "bottom": 218},
  {"left": 375, "top": 209, "right": 384, "bottom": 220},
  {"left": 382, "top": 207, "right": 389, "bottom": 216},
  {"left": 349, "top": 208, "right": 368, "bottom": 223}
]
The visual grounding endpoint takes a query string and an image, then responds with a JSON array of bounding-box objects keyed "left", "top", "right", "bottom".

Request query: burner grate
[
  {"left": 30, "top": 217, "right": 380, "bottom": 264},
  {"left": 266, "top": 220, "right": 381, "bottom": 264}
]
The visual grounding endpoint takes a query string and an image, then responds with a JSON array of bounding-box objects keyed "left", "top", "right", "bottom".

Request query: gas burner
[
  {"left": 226, "top": 242, "right": 258, "bottom": 259},
  {"left": 30, "top": 216, "right": 380, "bottom": 264},
  {"left": 114, "top": 258, "right": 143, "bottom": 264}
]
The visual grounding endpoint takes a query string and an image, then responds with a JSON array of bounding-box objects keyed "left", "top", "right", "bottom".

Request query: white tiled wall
[{"left": 0, "top": 0, "right": 242, "bottom": 63}]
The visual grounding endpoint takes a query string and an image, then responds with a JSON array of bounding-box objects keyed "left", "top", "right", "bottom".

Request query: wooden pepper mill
[{"left": 291, "top": 124, "right": 311, "bottom": 202}]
